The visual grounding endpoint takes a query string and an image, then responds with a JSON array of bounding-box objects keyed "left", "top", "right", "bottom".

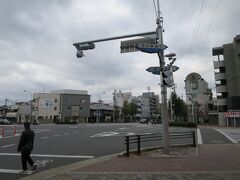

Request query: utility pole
[
  {"left": 113, "top": 89, "right": 117, "bottom": 123},
  {"left": 156, "top": 0, "right": 170, "bottom": 154},
  {"left": 4, "top": 98, "right": 9, "bottom": 106}
]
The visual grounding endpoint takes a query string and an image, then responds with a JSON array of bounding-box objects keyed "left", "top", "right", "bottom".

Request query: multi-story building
[
  {"left": 33, "top": 89, "right": 90, "bottom": 123},
  {"left": 115, "top": 91, "right": 133, "bottom": 108},
  {"left": 114, "top": 91, "right": 160, "bottom": 122},
  {"left": 185, "top": 73, "right": 214, "bottom": 123},
  {"left": 114, "top": 91, "right": 141, "bottom": 122},
  {"left": 90, "top": 102, "right": 114, "bottom": 123},
  {"left": 212, "top": 35, "right": 240, "bottom": 126},
  {"left": 141, "top": 92, "right": 160, "bottom": 121}
]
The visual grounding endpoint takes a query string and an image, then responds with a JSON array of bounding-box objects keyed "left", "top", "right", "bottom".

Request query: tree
[
  {"left": 128, "top": 102, "right": 138, "bottom": 120},
  {"left": 171, "top": 93, "right": 188, "bottom": 121},
  {"left": 122, "top": 100, "right": 138, "bottom": 122},
  {"left": 122, "top": 100, "right": 129, "bottom": 121}
]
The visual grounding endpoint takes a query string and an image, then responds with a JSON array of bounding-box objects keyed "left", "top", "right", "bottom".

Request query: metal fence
[{"left": 124, "top": 131, "right": 196, "bottom": 157}]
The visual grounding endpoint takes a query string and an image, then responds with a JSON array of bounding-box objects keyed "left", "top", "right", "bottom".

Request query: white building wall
[{"left": 33, "top": 93, "right": 60, "bottom": 120}]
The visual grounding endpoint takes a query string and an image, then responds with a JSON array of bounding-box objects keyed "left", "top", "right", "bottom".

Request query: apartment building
[
  {"left": 141, "top": 92, "right": 160, "bottom": 121},
  {"left": 33, "top": 89, "right": 90, "bottom": 123},
  {"left": 114, "top": 91, "right": 160, "bottom": 121},
  {"left": 212, "top": 35, "right": 240, "bottom": 126}
]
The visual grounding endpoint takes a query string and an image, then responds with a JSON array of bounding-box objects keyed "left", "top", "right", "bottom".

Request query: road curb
[
  {"left": 41, "top": 171, "right": 240, "bottom": 180},
  {"left": 19, "top": 153, "right": 118, "bottom": 180}
]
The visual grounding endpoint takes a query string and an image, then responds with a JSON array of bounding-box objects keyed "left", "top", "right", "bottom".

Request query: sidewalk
[{"left": 20, "top": 144, "right": 240, "bottom": 180}]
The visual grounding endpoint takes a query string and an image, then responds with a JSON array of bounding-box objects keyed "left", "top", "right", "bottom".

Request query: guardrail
[{"left": 124, "top": 131, "right": 196, "bottom": 157}]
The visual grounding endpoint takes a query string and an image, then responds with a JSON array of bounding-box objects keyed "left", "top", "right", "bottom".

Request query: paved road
[{"left": 0, "top": 123, "right": 238, "bottom": 179}]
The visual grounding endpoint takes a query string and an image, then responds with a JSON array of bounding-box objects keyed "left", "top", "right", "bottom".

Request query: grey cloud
[{"left": 0, "top": 0, "right": 240, "bottom": 104}]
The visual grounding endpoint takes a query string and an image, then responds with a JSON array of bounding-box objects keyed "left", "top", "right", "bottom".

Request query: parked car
[{"left": 0, "top": 118, "right": 11, "bottom": 125}]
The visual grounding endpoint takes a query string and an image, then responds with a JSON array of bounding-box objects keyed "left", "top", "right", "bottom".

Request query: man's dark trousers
[{"left": 21, "top": 150, "right": 34, "bottom": 170}]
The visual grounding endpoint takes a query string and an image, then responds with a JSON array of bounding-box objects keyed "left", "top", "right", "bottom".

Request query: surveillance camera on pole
[
  {"left": 165, "top": 53, "right": 176, "bottom": 58},
  {"left": 74, "top": 43, "right": 95, "bottom": 58},
  {"left": 76, "top": 49, "right": 84, "bottom": 58}
]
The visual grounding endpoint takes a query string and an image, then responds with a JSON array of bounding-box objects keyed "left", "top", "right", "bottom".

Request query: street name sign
[
  {"left": 120, "top": 38, "right": 155, "bottom": 53},
  {"left": 136, "top": 43, "right": 168, "bottom": 54}
]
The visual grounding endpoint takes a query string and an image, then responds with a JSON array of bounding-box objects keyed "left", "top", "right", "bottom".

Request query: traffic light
[{"left": 162, "top": 67, "right": 173, "bottom": 87}]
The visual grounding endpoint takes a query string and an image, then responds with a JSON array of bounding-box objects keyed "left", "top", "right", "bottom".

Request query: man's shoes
[
  {"left": 32, "top": 163, "right": 37, "bottom": 171},
  {"left": 21, "top": 170, "right": 33, "bottom": 175}
]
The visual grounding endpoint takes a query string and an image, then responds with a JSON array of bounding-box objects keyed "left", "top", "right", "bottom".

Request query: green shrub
[
  {"left": 169, "top": 121, "right": 197, "bottom": 128},
  {"left": 56, "top": 121, "right": 77, "bottom": 124}
]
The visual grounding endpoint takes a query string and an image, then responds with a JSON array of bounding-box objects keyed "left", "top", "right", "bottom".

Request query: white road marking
[
  {"left": 91, "top": 132, "right": 119, "bottom": 137},
  {"left": 69, "top": 126, "right": 78, "bottom": 129},
  {"left": 0, "top": 169, "right": 22, "bottom": 174},
  {"left": 73, "top": 131, "right": 78, "bottom": 133},
  {"left": 119, "top": 127, "right": 126, "bottom": 130},
  {"left": 33, "top": 129, "right": 51, "bottom": 133},
  {"left": 126, "top": 133, "right": 135, "bottom": 136},
  {"left": 34, "top": 159, "right": 54, "bottom": 167},
  {"left": 0, "top": 134, "right": 20, "bottom": 139},
  {"left": 53, "top": 134, "right": 60, "bottom": 137},
  {"left": 40, "top": 136, "right": 48, "bottom": 140},
  {"left": 1, "top": 144, "right": 15, "bottom": 148},
  {"left": 197, "top": 128, "right": 203, "bottom": 144},
  {"left": 214, "top": 129, "right": 238, "bottom": 144},
  {"left": 0, "top": 153, "right": 94, "bottom": 159}
]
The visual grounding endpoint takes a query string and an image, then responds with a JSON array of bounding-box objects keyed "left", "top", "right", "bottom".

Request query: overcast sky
[{"left": 0, "top": 0, "right": 239, "bottom": 105}]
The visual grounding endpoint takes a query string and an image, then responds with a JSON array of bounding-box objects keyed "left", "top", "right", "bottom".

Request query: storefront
[{"left": 224, "top": 112, "right": 240, "bottom": 126}]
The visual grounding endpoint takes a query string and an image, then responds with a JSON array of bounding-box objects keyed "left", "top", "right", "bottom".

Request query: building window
[
  {"left": 45, "top": 116, "right": 48, "bottom": 119},
  {"left": 67, "top": 107, "right": 71, "bottom": 110},
  {"left": 81, "top": 99, "right": 86, "bottom": 103},
  {"left": 54, "top": 107, "right": 57, "bottom": 111},
  {"left": 55, "top": 99, "right": 57, "bottom": 103}
]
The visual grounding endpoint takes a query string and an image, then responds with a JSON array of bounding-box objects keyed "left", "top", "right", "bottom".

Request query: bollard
[
  {"left": 13, "top": 126, "right": 16, "bottom": 136},
  {"left": 126, "top": 136, "right": 129, "bottom": 157},
  {"left": 193, "top": 131, "right": 196, "bottom": 147},
  {"left": 1, "top": 127, "right": 4, "bottom": 137},
  {"left": 137, "top": 135, "right": 141, "bottom": 155}
]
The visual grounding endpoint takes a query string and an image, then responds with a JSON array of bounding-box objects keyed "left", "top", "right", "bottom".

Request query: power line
[
  {"left": 198, "top": 0, "right": 221, "bottom": 57},
  {"left": 186, "top": 0, "right": 207, "bottom": 61},
  {"left": 152, "top": 0, "right": 158, "bottom": 18}
]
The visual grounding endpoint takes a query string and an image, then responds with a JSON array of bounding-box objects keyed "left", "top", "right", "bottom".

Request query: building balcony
[
  {"left": 216, "top": 85, "right": 228, "bottom": 93},
  {"left": 212, "top": 47, "right": 223, "bottom": 56},
  {"left": 217, "top": 98, "right": 227, "bottom": 106},
  {"left": 215, "top": 72, "right": 226, "bottom": 81},
  {"left": 213, "top": 60, "right": 225, "bottom": 69}
]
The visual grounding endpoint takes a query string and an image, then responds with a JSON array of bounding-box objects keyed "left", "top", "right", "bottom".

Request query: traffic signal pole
[{"left": 156, "top": 0, "right": 170, "bottom": 155}]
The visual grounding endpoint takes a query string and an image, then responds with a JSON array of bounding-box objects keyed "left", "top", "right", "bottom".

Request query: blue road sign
[{"left": 136, "top": 43, "right": 168, "bottom": 53}]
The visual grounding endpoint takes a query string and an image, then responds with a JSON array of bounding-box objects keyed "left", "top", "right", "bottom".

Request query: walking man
[{"left": 17, "top": 122, "right": 37, "bottom": 174}]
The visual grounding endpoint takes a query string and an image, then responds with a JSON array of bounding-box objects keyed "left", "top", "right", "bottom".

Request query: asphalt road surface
[{"left": 0, "top": 123, "right": 237, "bottom": 180}]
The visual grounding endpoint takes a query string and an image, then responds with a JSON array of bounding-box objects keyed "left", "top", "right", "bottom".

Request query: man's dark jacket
[{"left": 17, "top": 129, "right": 35, "bottom": 152}]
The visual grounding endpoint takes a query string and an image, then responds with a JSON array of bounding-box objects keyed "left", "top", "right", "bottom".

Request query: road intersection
[{"left": 0, "top": 123, "right": 239, "bottom": 179}]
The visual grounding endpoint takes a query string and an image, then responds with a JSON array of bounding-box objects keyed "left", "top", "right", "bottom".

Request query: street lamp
[
  {"left": 24, "top": 90, "right": 33, "bottom": 122},
  {"left": 96, "top": 92, "right": 105, "bottom": 123}
]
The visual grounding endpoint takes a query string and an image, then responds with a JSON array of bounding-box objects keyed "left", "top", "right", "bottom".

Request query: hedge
[{"left": 169, "top": 121, "right": 197, "bottom": 128}]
